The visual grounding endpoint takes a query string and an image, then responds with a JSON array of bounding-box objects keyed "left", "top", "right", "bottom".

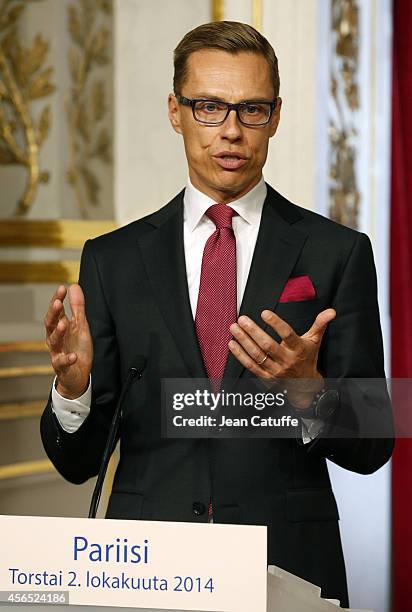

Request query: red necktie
[
  {"left": 195, "top": 204, "right": 237, "bottom": 521},
  {"left": 195, "top": 203, "right": 237, "bottom": 381}
]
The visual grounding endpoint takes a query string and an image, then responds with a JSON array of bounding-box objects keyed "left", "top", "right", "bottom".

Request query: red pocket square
[{"left": 279, "top": 275, "right": 316, "bottom": 303}]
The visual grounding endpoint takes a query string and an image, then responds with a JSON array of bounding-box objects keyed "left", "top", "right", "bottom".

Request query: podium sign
[{"left": 0, "top": 515, "right": 266, "bottom": 611}]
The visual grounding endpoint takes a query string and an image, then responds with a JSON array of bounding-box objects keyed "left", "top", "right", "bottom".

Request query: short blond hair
[{"left": 173, "top": 21, "right": 280, "bottom": 97}]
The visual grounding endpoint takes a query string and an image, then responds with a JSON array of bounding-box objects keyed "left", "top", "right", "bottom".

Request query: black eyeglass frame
[{"left": 175, "top": 94, "right": 278, "bottom": 126}]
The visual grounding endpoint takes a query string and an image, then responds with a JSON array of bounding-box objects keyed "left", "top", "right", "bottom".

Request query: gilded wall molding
[
  {"left": 0, "top": 219, "right": 116, "bottom": 248},
  {"left": 0, "top": 400, "right": 44, "bottom": 420},
  {"left": 0, "top": 260, "right": 79, "bottom": 284},
  {"left": 0, "top": 459, "right": 54, "bottom": 481},
  {"left": 329, "top": 0, "right": 360, "bottom": 229},
  {"left": 0, "top": 364, "right": 53, "bottom": 378},
  {"left": 0, "top": 0, "right": 55, "bottom": 216},
  {"left": 252, "top": 0, "right": 262, "bottom": 31},
  {"left": 66, "top": 0, "right": 112, "bottom": 217},
  {"left": 212, "top": 0, "right": 224, "bottom": 21},
  {"left": 211, "top": 1, "right": 262, "bottom": 29},
  {"left": 0, "top": 340, "right": 47, "bottom": 353}
]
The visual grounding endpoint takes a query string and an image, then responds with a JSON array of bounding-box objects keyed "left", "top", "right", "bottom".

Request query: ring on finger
[{"left": 256, "top": 353, "right": 269, "bottom": 366}]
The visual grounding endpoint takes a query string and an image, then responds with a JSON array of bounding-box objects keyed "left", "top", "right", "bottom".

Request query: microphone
[{"left": 88, "top": 355, "right": 146, "bottom": 518}]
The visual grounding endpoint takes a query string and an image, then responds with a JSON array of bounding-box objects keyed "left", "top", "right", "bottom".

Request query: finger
[
  {"left": 304, "top": 308, "right": 336, "bottom": 343},
  {"left": 230, "top": 320, "right": 282, "bottom": 365},
  {"left": 44, "top": 289, "right": 67, "bottom": 335},
  {"left": 259, "top": 311, "right": 300, "bottom": 350},
  {"left": 48, "top": 285, "right": 66, "bottom": 308},
  {"left": 68, "top": 284, "right": 86, "bottom": 323},
  {"left": 47, "top": 315, "right": 69, "bottom": 353},
  {"left": 51, "top": 351, "right": 77, "bottom": 374},
  {"left": 228, "top": 339, "right": 279, "bottom": 379}
]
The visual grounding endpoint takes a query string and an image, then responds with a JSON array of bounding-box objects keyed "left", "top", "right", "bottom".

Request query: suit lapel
[
  {"left": 138, "top": 192, "right": 207, "bottom": 379},
  {"left": 138, "top": 186, "right": 309, "bottom": 383},
  {"left": 223, "top": 185, "right": 309, "bottom": 381}
]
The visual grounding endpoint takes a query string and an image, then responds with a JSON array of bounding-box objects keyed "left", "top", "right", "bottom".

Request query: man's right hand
[{"left": 44, "top": 284, "right": 93, "bottom": 399}]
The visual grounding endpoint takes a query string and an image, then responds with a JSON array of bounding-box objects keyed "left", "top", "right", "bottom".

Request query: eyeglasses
[{"left": 176, "top": 94, "right": 277, "bottom": 126}]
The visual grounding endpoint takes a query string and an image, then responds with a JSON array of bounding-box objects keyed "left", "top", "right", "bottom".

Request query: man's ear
[
  {"left": 168, "top": 93, "right": 182, "bottom": 134},
  {"left": 269, "top": 97, "right": 282, "bottom": 138}
]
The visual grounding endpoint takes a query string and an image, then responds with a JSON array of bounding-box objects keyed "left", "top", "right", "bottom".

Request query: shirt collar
[{"left": 184, "top": 176, "right": 267, "bottom": 232}]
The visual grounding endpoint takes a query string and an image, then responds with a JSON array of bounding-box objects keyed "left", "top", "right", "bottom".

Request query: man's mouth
[{"left": 212, "top": 152, "right": 248, "bottom": 170}]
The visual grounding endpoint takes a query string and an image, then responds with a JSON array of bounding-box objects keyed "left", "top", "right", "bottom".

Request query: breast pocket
[{"left": 274, "top": 297, "right": 322, "bottom": 322}]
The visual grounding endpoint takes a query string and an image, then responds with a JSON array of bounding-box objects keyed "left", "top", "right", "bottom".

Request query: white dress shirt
[{"left": 52, "top": 176, "right": 322, "bottom": 442}]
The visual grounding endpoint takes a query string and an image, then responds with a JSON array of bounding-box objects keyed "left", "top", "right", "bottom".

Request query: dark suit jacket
[{"left": 41, "top": 184, "right": 394, "bottom": 607}]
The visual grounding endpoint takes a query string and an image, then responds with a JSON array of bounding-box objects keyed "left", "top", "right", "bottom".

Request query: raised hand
[
  {"left": 228, "top": 308, "right": 336, "bottom": 409},
  {"left": 44, "top": 284, "right": 93, "bottom": 399}
]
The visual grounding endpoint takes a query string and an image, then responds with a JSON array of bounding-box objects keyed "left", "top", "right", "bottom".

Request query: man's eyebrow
[
  {"left": 192, "top": 93, "right": 227, "bottom": 101},
  {"left": 192, "top": 93, "right": 274, "bottom": 102}
]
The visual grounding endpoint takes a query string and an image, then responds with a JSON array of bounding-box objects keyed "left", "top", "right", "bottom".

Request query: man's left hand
[{"left": 228, "top": 308, "right": 336, "bottom": 410}]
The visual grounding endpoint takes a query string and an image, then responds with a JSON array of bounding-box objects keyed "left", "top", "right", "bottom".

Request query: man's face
[{"left": 168, "top": 49, "right": 281, "bottom": 203}]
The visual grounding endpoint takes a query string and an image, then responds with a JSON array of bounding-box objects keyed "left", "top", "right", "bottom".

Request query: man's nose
[{"left": 220, "top": 108, "right": 243, "bottom": 140}]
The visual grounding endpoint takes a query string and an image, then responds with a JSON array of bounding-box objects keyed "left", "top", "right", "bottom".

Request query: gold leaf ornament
[
  {"left": 0, "top": 147, "right": 14, "bottom": 163},
  {"left": 22, "top": 33, "right": 48, "bottom": 80},
  {"left": 92, "top": 128, "right": 110, "bottom": 163},
  {"left": 68, "top": 46, "right": 78, "bottom": 82},
  {"left": 92, "top": 0, "right": 112, "bottom": 14},
  {"left": 66, "top": 0, "right": 112, "bottom": 216},
  {"left": 37, "top": 105, "right": 50, "bottom": 146},
  {"left": 91, "top": 80, "right": 105, "bottom": 121},
  {"left": 27, "top": 66, "right": 55, "bottom": 100},
  {"left": 76, "top": 101, "right": 90, "bottom": 143},
  {"left": 0, "top": 4, "right": 25, "bottom": 32},
  {"left": 68, "top": 4, "right": 83, "bottom": 46},
  {"left": 0, "top": 27, "right": 17, "bottom": 55},
  {"left": 329, "top": 0, "right": 360, "bottom": 229},
  {"left": 91, "top": 27, "right": 109, "bottom": 65},
  {"left": 80, "top": 165, "right": 99, "bottom": 205},
  {"left": 0, "top": 0, "right": 55, "bottom": 215}
]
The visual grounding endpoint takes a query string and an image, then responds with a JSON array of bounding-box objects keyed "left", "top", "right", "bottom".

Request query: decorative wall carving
[
  {"left": 211, "top": 0, "right": 262, "bottom": 30},
  {"left": 0, "top": 0, "right": 55, "bottom": 216},
  {"left": 329, "top": 0, "right": 360, "bottom": 229},
  {"left": 66, "top": 0, "right": 112, "bottom": 218},
  {"left": 212, "top": 0, "right": 224, "bottom": 22},
  {"left": 252, "top": 0, "right": 262, "bottom": 31}
]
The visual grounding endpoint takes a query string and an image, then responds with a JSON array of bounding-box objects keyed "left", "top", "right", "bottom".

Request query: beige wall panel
[
  {"left": 114, "top": 0, "right": 210, "bottom": 223},
  {"left": 262, "top": 0, "right": 317, "bottom": 210},
  {"left": 0, "top": 474, "right": 96, "bottom": 518},
  {"left": 223, "top": 0, "right": 252, "bottom": 23},
  {"left": 0, "top": 0, "right": 114, "bottom": 219}
]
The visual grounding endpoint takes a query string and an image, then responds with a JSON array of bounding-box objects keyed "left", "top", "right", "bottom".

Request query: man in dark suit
[{"left": 41, "top": 21, "right": 393, "bottom": 607}]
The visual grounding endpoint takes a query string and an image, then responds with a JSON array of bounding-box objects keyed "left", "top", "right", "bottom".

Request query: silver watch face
[{"left": 316, "top": 389, "right": 339, "bottom": 420}]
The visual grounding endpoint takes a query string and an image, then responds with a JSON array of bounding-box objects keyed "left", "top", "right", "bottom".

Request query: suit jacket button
[{"left": 192, "top": 502, "right": 206, "bottom": 516}]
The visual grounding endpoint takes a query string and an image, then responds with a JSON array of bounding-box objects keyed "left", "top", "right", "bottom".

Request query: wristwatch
[{"left": 291, "top": 388, "right": 339, "bottom": 420}]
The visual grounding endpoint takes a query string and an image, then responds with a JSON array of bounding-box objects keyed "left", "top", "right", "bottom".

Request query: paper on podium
[
  {"left": 266, "top": 565, "right": 374, "bottom": 612},
  {"left": 268, "top": 565, "right": 321, "bottom": 597}
]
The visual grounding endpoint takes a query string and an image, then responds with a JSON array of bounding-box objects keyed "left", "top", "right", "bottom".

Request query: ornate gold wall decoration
[
  {"left": 329, "top": 0, "right": 360, "bottom": 229},
  {"left": 0, "top": 0, "right": 55, "bottom": 216},
  {"left": 0, "top": 400, "right": 44, "bottom": 421},
  {"left": 212, "top": 0, "right": 224, "bottom": 22},
  {"left": 252, "top": 0, "right": 262, "bottom": 31},
  {"left": 0, "top": 260, "right": 79, "bottom": 284},
  {"left": 66, "top": 0, "right": 112, "bottom": 218},
  {"left": 0, "top": 459, "right": 54, "bottom": 480},
  {"left": 0, "top": 218, "right": 117, "bottom": 248}
]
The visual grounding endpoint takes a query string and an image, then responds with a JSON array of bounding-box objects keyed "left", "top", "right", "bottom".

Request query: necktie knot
[{"left": 206, "top": 203, "right": 237, "bottom": 229}]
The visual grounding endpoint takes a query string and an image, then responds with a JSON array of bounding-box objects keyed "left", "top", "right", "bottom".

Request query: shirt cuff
[
  {"left": 301, "top": 418, "right": 325, "bottom": 444},
  {"left": 51, "top": 375, "right": 91, "bottom": 433}
]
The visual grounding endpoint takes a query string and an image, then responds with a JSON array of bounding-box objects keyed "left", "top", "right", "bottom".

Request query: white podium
[{"left": 0, "top": 515, "right": 373, "bottom": 612}]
